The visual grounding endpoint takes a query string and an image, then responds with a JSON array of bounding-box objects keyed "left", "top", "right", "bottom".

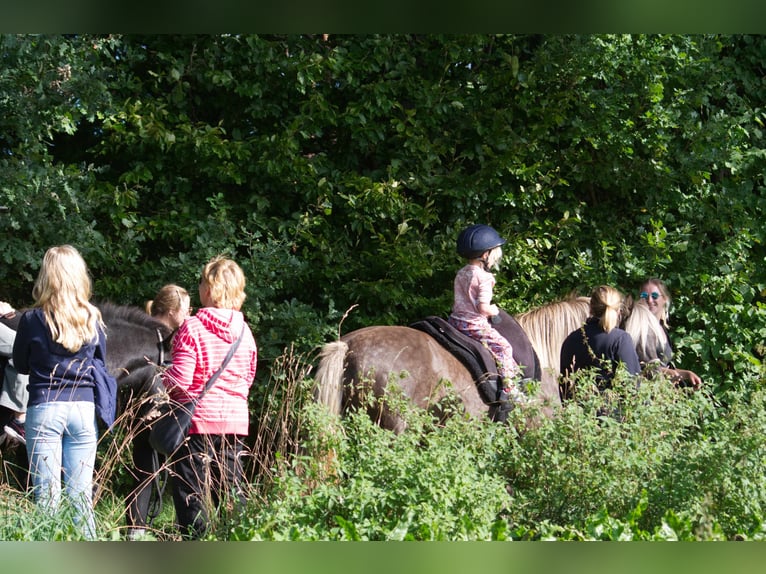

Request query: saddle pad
[{"left": 409, "top": 316, "right": 503, "bottom": 405}]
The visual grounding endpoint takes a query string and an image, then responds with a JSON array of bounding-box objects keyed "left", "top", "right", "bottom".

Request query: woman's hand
[{"left": 669, "top": 367, "right": 702, "bottom": 390}]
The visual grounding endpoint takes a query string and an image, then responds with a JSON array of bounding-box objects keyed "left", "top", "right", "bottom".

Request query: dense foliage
[
  {"left": 5, "top": 365, "right": 766, "bottom": 541},
  {"left": 1, "top": 34, "right": 765, "bottom": 540},
  {"left": 2, "top": 35, "right": 765, "bottom": 384}
]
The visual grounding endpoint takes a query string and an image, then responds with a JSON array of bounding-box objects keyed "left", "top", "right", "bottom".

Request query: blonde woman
[
  {"left": 161, "top": 256, "right": 257, "bottom": 539},
  {"left": 12, "top": 245, "right": 105, "bottom": 539},
  {"left": 559, "top": 285, "right": 641, "bottom": 389},
  {"left": 638, "top": 278, "right": 702, "bottom": 389}
]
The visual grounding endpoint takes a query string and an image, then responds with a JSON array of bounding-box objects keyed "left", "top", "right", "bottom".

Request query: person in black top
[{"left": 560, "top": 285, "right": 641, "bottom": 397}]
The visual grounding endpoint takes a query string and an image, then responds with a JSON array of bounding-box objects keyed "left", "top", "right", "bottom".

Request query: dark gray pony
[{"left": 97, "top": 302, "right": 173, "bottom": 535}]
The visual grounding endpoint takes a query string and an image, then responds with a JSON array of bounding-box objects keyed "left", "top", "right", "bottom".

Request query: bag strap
[{"left": 194, "top": 322, "right": 246, "bottom": 404}]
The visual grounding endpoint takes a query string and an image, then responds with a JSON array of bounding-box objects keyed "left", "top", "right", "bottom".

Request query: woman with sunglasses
[{"left": 639, "top": 278, "right": 702, "bottom": 389}]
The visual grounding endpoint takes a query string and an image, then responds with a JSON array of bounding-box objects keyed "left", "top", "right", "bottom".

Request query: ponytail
[{"left": 589, "top": 285, "right": 623, "bottom": 333}]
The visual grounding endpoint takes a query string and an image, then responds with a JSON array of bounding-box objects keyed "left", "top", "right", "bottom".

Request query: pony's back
[{"left": 515, "top": 296, "right": 590, "bottom": 376}]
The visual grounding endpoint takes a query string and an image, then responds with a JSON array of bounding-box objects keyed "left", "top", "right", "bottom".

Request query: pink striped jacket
[{"left": 162, "top": 307, "right": 257, "bottom": 436}]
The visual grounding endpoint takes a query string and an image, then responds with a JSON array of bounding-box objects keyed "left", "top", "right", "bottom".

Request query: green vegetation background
[
  {"left": 2, "top": 34, "right": 766, "bottom": 547},
  {"left": 3, "top": 34, "right": 764, "bottom": 394}
]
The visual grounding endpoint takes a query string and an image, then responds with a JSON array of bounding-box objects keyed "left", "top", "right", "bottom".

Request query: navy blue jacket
[
  {"left": 12, "top": 308, "right": 106, "bottom": 408},
  {"left": 560, "top": 317, "right": 641, "bottom": 386}
]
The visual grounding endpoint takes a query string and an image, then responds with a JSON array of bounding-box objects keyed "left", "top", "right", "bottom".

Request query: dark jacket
[
  {"left": 659, "top": 324, "right": 674, "bottom": 367},
  {"left": 92, "top": 357, "right": 117, "bottom": 428},
  {"left": 12, "top": 308, "right": 106, "bottom": 407},
  {"left": 560, "top": 317, "right": 641, "bottom": 387}
]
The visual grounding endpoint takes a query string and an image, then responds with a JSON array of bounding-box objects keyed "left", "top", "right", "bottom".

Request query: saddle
[{"left": 409, "top": 316, "right": 504, "bottom": 407}]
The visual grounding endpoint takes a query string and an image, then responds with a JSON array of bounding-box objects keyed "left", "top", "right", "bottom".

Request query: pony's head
[{"left": 97, "top": 302, "right": 174, "bottom": 389}]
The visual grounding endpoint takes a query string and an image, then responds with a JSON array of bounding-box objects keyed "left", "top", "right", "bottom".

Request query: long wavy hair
[
  {"left": 32, "top": 245, "right": 103, "bottom": 352},
  {"left": 623, "top": 297, "right": 669, "bottom": 364}
]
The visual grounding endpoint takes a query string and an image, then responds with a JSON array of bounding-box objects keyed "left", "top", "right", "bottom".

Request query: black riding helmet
[{"left": 456, "top": 224, "right": 507, "bottom": 259}]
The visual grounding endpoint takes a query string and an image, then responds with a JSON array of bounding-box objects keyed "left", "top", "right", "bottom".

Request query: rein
[{"left": 146, "top": 327, "right": 171, "bottom": 526}]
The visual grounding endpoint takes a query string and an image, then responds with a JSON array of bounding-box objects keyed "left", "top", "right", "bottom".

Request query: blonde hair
[
  {"left": 485, "top": 246, "right": 503, "bottom": 270},
  {"left": 32, "top": 245, "right": 103, "bottom": 352},
  {"left": 201, "top": 256, "right": 246, "bottom": 310},
  {"left": 589, "top": 285, "right": 623, "bottom": 333},
  {"left": 624, "top": 298, "right": 669, "bottom": 363},
  {"left": 146, "top": 284, "right": 190, "bottom": 317}
]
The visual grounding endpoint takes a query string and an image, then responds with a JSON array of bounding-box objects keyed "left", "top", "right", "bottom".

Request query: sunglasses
[{"left": 640, "top": 291, "right": 660, "bottom": 300}]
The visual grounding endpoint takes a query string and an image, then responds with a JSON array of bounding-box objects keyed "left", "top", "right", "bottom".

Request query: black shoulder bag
[{"left": 149, "top": 324, "right": 245, "bottom": 456}]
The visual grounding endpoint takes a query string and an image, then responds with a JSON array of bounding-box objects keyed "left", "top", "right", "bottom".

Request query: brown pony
[
  {"left": 313, "top": 306, "right": 561, "bottom": 433},
  {"left": 313, "top": 295, "right": 669, "bottom": 431}
]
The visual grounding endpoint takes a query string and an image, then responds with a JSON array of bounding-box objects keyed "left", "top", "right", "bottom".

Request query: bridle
[{"left": 155, "top": 328, "right": 166, "bottom": 366}]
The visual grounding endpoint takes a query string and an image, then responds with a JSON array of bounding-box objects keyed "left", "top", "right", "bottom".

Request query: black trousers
[
  {"left": 169, "top": 433, "right": 247, "bottom": 539},
  {"left": 124, "top": 376, "right": 166, "bottom": 530}
]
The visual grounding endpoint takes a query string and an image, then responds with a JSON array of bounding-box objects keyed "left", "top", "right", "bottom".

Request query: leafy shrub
[
  {"left": 236, "top": 386, "right": 513, "bottom": 541},
  {"left": 498, "top": 367, "right": 766, "bottom": 539}
]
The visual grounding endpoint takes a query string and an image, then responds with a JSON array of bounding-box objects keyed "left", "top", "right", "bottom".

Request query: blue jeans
[{"left": 25, "top": 401, "right": 98, "bottom": 539}]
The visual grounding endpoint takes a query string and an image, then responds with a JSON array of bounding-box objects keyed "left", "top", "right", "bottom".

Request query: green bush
[
  {"left": 3, "top": 351, "right": 766, "bottom": 541},
  {"left": 239, "top": 395, "right": 513, "bottom": 541}
]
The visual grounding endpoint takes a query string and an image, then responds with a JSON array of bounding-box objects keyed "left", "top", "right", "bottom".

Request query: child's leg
[
  {"left": 481, "top": 329, "right": 519, "bottom": 381},
  {"left": 449, "top": 317, "right": 524, "bottom": 403}
]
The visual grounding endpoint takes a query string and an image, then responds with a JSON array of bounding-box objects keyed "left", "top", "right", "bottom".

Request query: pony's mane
[
  {"left": 97, "top": 301, "right": 171, "bottom": 336},
  {"left": 622, "top": 299, "right": 669, "bottom": 364},
  {"left": 515, "top": 295, "right": 590, "bottom": 375}
]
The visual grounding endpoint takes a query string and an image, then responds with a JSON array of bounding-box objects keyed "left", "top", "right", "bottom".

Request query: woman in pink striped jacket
[{"left": 161, "top": 255, "right": 258, "bottom": 539}]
